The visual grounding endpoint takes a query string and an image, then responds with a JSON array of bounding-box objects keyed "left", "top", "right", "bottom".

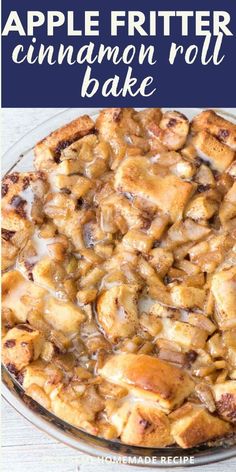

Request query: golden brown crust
[
  {"left": 2, "top": 108, "right": 236, "bottom": 449},
  {"left": 191, "top": 109, "right": 236, "bottom": 150},
  {"left": 50, "top": 394, "right": 98, "bottom": 435},
  {"left": 99, "top": 353, "right": 194, "bottom": 412},
  {"left": 2, "top": 325, "right": 43, "bottom": 372},
  {"left": 115, "top": 156, "right": 196, "bottom": 222},
  {"left": 110, "top": 401, "right": 173, "bottom": 447},
  {"left": 95, "top": 108, "right": 142, "bottom": 142},
  {"left": 149, "top": 110, "right": 189, "bottom": 151},
  {"left": 95, "top": 108, "right": 165, "bottom": 166},
  {"left": 193, "top": 130, "right": 235, "bottom": 172},
  {"left": 34, "top": 115, "right": 95, "bottom": 171},
  {"left": 171, "top": 403, "right": 233, "bottom": 448}
]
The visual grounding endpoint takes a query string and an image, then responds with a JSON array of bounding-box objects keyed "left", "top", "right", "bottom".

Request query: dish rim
[{"left": 1, "top": 106, "right": 236, "bottom": 466}]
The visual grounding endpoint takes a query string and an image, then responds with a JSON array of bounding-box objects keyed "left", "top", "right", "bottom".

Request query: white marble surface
[{"left": 1, "top": 108, "right": 236, "bottom": 472}]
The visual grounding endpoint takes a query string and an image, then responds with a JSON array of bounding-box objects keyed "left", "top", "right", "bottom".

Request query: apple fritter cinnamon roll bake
[{"left": 2, "top": 108, "right": 236, "bottom": 448}]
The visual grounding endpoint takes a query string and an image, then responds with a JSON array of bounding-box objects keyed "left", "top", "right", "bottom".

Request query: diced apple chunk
[
  {"left": 44, "top": 297, "right": 85, "bottom": 334},
  {"left": 212, "top": 267, "right": 236, "bottom": 330},
  {"left": 97, "top": 285, "right": 138, "bottom": 340},
  {"left": 122, "top": 229, "right": 153, "bottom": 253},
  {"left": 159, "top": 318, "right": 208, "bottom": 349},
  {"left": 171, "top": 286, "right": 206, "bottom": 309},
  {"left": 32, "top": 258, "right": 66, "bottom": 291},
  {"left": 185, "top": 194, "right": 218, "bottom": 220},
  {"left": 2, "top": 270, "right": 46, "bottom": 323},
  {"left": 149, "top": 248, "right": 174, "bottom": 276}
]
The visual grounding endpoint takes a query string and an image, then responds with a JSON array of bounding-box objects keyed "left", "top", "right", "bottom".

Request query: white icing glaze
[
  {"left": 19, "top": 186, "right": 35, "bottom": 220},
  {"left": 138, "top": 296, "right": 156, "bottom": 314}
]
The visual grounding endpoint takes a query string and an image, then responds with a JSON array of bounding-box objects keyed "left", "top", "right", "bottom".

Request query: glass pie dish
[{"left": 1, "top": 107, "right": 236, "bottom": 466}]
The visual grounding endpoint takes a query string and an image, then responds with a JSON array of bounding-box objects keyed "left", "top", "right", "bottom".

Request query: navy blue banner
[{"left": 1, "top": 0, "right": 236, "bottom": 107}]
